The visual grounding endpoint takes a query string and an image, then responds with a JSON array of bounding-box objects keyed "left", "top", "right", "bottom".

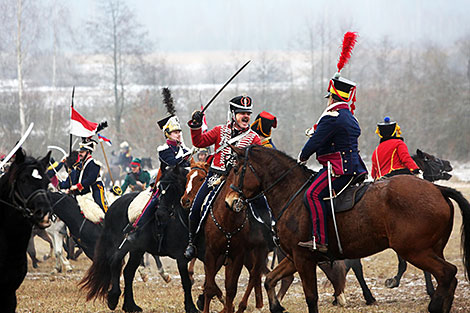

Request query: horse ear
[
  {"left": 229, "top": 144, "right": 244, "bottom": 156},
  {"left": 15, "top": 147, "right": 25, "bottom": 164},
  {"left": 203, "top": 161, "right": 210, "bottom": 172},
  {"left": 190, "top": 157, "right": 195, "bottom": 167},
  {"left": 416, "top": 149, "right": 423, "bottom": 157},
  {"left": 40, "top": 151, "right": 52, "bottom": 171}
]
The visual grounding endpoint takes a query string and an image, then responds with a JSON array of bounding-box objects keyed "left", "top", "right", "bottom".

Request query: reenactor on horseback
[
  {"left": 59, "top": 138, "right": 108, "bottom": 213},
  {"left": 297, "top": 32, "right": 368, "bottom": 253},
  {"left": 371, "top": 117, "right": 420, "bottom": 180},
  {"left": 117, "top": 141, "right": 133, "bottom": 169},
  {"left": 251, "top": 111, "right": 277, "bottom": 149},
  {"left": 184, "top": 95, "right": 261, "bottom": 259},
  {"left": 126, "top": 88, "right": 190, "bottom": 244},
  {"left": 120, "top": 158, "right": 151, "bottom": 193}
]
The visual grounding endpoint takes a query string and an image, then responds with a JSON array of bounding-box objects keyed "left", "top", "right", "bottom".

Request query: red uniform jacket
[
  {"left": 191, "top": 123, "right": 260, "bottom": 174},
  {"left": 371, "top": 138, "right": 419, "bottom": 179}
]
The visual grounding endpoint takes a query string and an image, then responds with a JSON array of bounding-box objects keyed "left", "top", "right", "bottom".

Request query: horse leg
[
  {"left": 188, "top": 258, "right": 197, "bottom": 285},
  {"left": 274, "top": 250, "right": 294, "bottom": 302},
  {"left": 137, "top": 255, "right": 149, "bottom": 283},
  {"left": 122, "top": 251, "right": 144, "bottom": 312},
  {"left": 153, "top": 254, "right": 171, "bottom": 283},
  {"left": 347, "top": 258, "right": 376, "bottom": 305},
  {"left": 318, "top": 260, "right": 347, "bottom": 306},
  {"left": 237, "top": 250, "right": 265, "bottom": 313},
  {"left": 107, "top": 249, "right": 127, "bottom": 310},
  {"left": 402, "top": 250, "right": 457, "bottom": 313},
  {"left": 295, "top": 256, "right": 319, "bottom": 313},
  {"left": 225, "top": 255, "right": 244, "bottom": 313},
  {"left": 38, "top": 228, "right": 53, "bottom": 260},
  {"left": 265, "top": 257, "right": 297, "bottom": 313},
  {"left": 385, "top": 253, "right": 407, "bottom": 288},
  {"left": 424, "top": 271, "right": 435, "bottom": 297},
  {"left": 27, "top": 235, "right": 39, "bottom": 268},
  {"left": 203, "top": 252, "right": 224, "bottom": 313},
  {"left": 176, "top": 257, "right": 199, "bottom": 313}
]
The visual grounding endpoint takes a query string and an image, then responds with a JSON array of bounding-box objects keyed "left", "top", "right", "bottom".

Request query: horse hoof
[
  {"left": 161, "top": 272, "right": 171, "bottom": 283},
  {"left": 196, "top": 294, "right": 204, "bottom": 311},
  {"left": 385, "top": 277, "right": 399, "bottom": 288},
  {"left": 32, "top": 262, "right": 39, "bottom": 269},
  {"left": 123, "top": 303, "right": 142, "bottom": 312},
  {"left": 107, "top": 292, "right": 120, "bottom": 310},
  {"left": 366, "top": 297, "right": 377, "bottom": 305},
  {"left": 43, "top": 254, "right": 51, "bottom": 261},
  {"left": 336, "top": 293, "right": 347, "bottom": 306}
]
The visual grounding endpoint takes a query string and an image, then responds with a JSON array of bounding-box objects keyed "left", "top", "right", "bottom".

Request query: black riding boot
[{"left": 184, "top": 219, "right": 198, "bottom": 260}]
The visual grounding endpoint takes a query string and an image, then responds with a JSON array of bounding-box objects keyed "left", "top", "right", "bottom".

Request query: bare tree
[{"left": 86, "top": 0, "right": 153, "bottom": 138}]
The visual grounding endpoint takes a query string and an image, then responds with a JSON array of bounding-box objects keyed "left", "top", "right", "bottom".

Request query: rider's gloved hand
[
  {"left": 188, "top": 110, "right": 203, "bottom": 128},
  {"left": 297, "top": 152, "right": 307, "bottom": 166}
]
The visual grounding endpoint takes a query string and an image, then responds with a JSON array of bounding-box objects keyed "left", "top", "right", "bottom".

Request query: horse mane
[
  {"left": 248, "top": 145, "right": 315, "bottom": 177},
  {"left": 0, "top": 153, "right": 46, "bottom": 192}
]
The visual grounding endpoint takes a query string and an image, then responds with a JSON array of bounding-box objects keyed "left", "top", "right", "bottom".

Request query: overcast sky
[{"left": 72, "top": 0, "right": 469, "bottom": 51}]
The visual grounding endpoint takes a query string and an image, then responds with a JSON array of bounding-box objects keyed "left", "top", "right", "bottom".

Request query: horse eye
[{"left": 424, "top": 157, "right": 429, "bottom": 161}]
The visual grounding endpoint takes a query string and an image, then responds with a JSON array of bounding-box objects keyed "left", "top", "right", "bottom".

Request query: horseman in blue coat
[
  {"left": 59, "top": 138, "right": 108, "bottom": 213},
  {"left": 126, "top": 89, "right": 190, "bottom": 245},
  {"left": 297, "top": 31, "right": 367, "bottom": 253}
]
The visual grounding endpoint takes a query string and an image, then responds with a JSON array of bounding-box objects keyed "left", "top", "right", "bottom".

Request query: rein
[{"left": 0, "top": 165, "right": 49, "bottom": 219}]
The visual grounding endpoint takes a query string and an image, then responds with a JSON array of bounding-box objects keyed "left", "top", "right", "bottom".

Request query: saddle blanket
[
  {"left": 76, "top": 193, "right": 105, "bottom": 224},
  {"left": 127, "top": 188, "right": 153, "bottom": 224}
]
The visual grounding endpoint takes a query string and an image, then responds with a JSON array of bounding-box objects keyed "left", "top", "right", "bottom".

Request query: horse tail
[
  {"left": 437, "top": 185, "right": 470, "bottom": 279},
  {"left": 79, "top": 225, "right": 123, "bottom": 301}
]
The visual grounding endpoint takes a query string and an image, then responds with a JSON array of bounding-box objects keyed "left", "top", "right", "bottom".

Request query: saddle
[
  {"left": 76, "top": 193, "right": 105, "bottom": 224},
  {"left": 324, "top": 173, "right": 370, "bottom": 214},
  {"left": 127, "top": 188, "right": 153, "bottom": 224}
]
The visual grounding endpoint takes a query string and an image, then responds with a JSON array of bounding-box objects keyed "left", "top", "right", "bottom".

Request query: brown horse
[
  {"left": 181, "top": 159, "right": 349, "bottom": 310},
  {"left": 225, "top": 145, "right": 470, "bottom": 313}
]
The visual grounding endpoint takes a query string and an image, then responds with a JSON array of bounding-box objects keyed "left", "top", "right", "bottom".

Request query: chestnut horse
[
  {"left": 181, "top": 159, "right": 349, "bottom": 310},
  {"left": 225, "top": 145, "right": 470, "bottom": 313}
]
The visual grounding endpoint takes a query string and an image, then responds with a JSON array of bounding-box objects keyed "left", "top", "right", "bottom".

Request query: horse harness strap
[{"left": 209, "top": 205, "right": 248, "bottom": 259}]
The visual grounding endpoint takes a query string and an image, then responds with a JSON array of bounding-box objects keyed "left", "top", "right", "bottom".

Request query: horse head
[
  {"left": 158, "top": 165, "right": 188, "bottom": 214},
  {"left": 225, "top": 145, "right": 265, "bottom": 213},
  {"left": 1, "top": 148, "right": 52, "bottom": 228},
  {"left": 181, "top": 158, "right": 210, "bottom": 209},
  {"left": 65, "top": 150, "right": 80, "bottom": 169},
  {"left": 413, "top": 149, "right": 453, "bottom": 182}
]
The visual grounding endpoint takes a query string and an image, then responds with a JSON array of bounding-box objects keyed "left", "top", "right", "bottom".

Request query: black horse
[
  {"left": 0, "top": 148, "right": 52, "bottom": 313},
  {"left": 48, "top": 191, "right": 101, "bottom": 259},
  {"left": 344, "top": 149, "right": 453, "bottom": 304},
  {"left": 80, "top": 165, "right": 204, "bottom": 313}
]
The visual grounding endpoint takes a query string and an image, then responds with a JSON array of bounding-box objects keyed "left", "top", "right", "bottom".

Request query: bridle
[
  {"left": 421, "top": 156, "right": 450, "bottom": 181},
  {"left": 229, "top": 146, "right": 299, "bottom": 208},
  {"left": 0, "top": 164, "right": 49, "bottom": 219}
]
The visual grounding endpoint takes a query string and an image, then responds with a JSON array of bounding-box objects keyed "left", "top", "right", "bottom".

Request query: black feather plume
[{"left": 162, "top": 87, "right": 176, "bottom": 115}]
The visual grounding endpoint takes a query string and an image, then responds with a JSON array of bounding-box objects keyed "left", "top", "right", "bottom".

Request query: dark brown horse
[
  {"left": 225, "top": 145, "right": 470, "bottom": 313},
  {"left": 183, "top": 159, "right": 349, "bottom": 311}
]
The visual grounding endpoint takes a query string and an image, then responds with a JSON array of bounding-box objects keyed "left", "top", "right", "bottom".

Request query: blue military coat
[
  {"left": 300, "top": 102, "right": 367, "bottom": 176},
  {"left": 157, "top": 140, "right": 191, "bottom": 172}
]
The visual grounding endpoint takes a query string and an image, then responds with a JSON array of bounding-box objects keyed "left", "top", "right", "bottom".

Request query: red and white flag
[{"left": 70, "top": 107, "right": 98, "bottom": 137}]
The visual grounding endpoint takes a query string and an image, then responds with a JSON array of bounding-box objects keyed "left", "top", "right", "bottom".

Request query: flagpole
[
  {"left": 69, "top": 86, "right": 75, "bottom": 156},
  {"left": 99, "top": 140, "right": 114, "bottom": 185}
]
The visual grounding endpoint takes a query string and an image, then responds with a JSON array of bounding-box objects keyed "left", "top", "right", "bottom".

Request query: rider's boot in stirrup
[{"left": 184, "top": 220, "right": 198, "bottom": 260}]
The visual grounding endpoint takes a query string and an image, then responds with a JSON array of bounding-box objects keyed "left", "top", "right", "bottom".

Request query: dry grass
[{"left": 16, "top": 180, "right": 470, "bottom": 312}]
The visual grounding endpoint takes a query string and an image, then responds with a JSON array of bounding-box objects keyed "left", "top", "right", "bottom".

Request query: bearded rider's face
[
  {"left": 234, "top": 112, "right": 251, "bottom": 129},
  {"left": 78, "top": 150, "right": 89, "bottom": 161}
]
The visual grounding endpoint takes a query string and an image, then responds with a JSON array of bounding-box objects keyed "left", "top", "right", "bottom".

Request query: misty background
[{"left": 0, "top": 0, "right": 469, "bottom": 178}]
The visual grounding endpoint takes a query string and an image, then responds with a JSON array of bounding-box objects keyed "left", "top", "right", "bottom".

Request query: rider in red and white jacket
[{"left": 184, "top": 95, "right": 261, "bottom": 259}]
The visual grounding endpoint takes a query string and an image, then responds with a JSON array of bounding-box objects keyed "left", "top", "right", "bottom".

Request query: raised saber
[
  {"left": 327, "top": 161, "right": 343, "bottom": 254},
  {"left": 201, "top": 60, "right": 251, "bottom": 114},
  {"left": 0, "top": 122, "right": 34, "bottom": 170},
  {"left": 47, "top": 145, "right": 68, "bottom": 183}
]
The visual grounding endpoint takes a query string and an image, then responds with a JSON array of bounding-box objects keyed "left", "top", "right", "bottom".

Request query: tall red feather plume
[{"left": 337, "top": 32, "right": 358, "bottom": 72}]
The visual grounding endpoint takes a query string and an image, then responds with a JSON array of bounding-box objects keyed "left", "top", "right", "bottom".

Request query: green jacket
[{"left": 121, "top": 170, "right": 151, "bottom": 193}]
